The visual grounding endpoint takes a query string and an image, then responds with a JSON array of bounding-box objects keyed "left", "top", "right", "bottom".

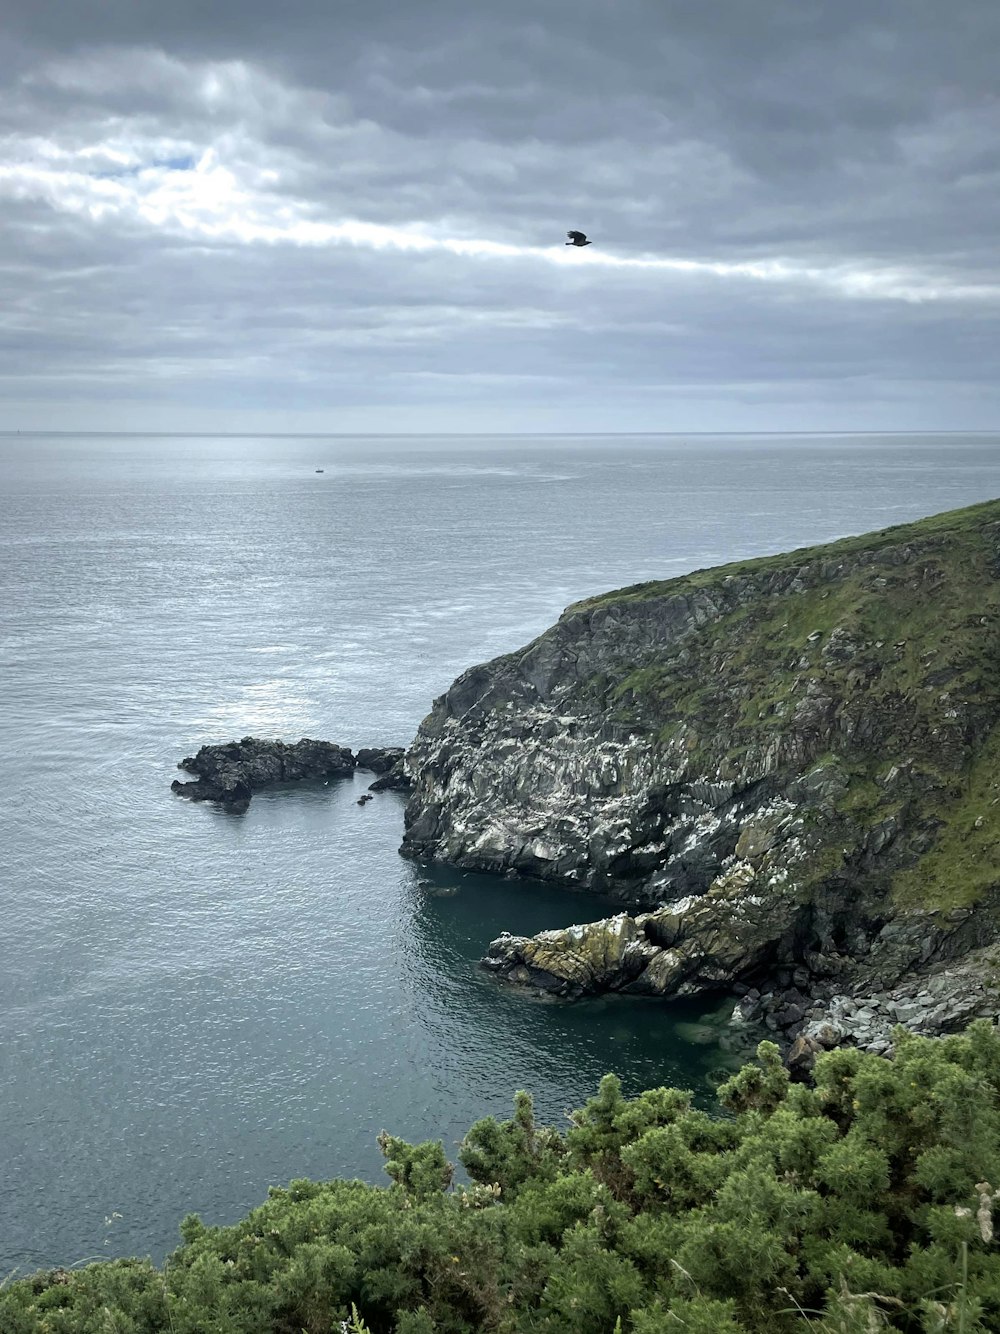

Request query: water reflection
[
  {"left": 12, "top": 435, "right": 992, "bottom": 1268},
  {"left": 396, "top": 859, "right": 752, "bottom": 1124}
]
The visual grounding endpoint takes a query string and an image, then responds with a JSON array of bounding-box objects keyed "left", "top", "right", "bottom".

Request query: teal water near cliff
[{"left": 2, "top": 431, "right": 999, "bottom": 1270}]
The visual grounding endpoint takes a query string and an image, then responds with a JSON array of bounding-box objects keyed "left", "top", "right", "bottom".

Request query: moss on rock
[{"left": 406, "top": 498, "right": 1000, "bottom": 1001}]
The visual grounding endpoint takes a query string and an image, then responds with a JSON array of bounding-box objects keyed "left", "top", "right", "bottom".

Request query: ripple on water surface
[{"left": 4, "top": 431, "right": 1000, "bottom": 1269}]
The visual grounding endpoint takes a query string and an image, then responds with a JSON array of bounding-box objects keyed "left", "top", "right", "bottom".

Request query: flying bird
[{"left": 566, "top": 230, "right": 592, "bottom": 247}]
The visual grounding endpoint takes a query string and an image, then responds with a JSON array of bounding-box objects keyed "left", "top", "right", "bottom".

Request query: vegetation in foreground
[{"left": 6, "top": 1022, "right": 1000, "bottom": 1332}]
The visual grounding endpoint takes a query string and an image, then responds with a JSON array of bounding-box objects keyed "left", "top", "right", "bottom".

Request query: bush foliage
[{"left": 6, "top": 1022, "right": 1000, "bottom": 1332}]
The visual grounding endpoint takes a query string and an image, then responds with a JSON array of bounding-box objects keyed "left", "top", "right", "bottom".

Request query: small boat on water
[{"left": 315, "top": 469, "right": 324, "bottom": 473}]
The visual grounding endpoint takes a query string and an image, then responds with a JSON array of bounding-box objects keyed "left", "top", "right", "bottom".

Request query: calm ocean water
[{"left": 2, "top": 431, "right": 999, "bottom": 1271}]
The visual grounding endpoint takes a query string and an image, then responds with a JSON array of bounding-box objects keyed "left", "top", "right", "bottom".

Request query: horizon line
[{"left": 2, "top": 429, "right": 999, "bottom": 441}]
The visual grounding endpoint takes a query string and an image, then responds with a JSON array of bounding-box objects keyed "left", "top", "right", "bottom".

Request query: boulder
[
  {"left": 786, "top": 1034, "right": 822, "bottom": 1079},
  {"left": 356, "top": 747, "right": 406, "bottom": 775},
  {"left": 482, "top": 915, "right": 655, "bottom": 997},
  {"left": 368, "top": 766, "right": 412, "bottom": 792},
  {"left": 358, "top": 746, "right": 412, "bottom": 792}
]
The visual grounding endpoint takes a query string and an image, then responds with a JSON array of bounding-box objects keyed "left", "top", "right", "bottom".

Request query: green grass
[
  {"left": 567, "top": 496, "right": 1000, "bottom": 616},
  {"left": 559, "top": 498, "right": 1000, "bottom": 912},
  {"left": 892, "top": 728, "right": 1000, "bottom": 911}
]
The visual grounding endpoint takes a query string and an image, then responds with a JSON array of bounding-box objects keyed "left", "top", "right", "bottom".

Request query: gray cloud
[{"left": 1, "top": 0, "right": 999, "bottom": 431}]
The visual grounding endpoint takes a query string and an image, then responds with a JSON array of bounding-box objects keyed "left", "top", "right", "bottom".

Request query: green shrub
[{"left": 6, "top": 1022, "right": 1000, "bottom": 1331}]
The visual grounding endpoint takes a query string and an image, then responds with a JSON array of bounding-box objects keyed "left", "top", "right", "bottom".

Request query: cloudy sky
[{"left": 2, "top": 0, "right": 999, "bottom": 433}]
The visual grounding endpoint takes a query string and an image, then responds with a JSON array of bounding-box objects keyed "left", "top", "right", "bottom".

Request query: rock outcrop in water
[
  {"left": 357, "top": 746, "right": 411, "bottom": 791},
  {"left": 172, "top": 737, "right": 357, "bottom": 811},
  {"left": 172, "top": 738, "right": 412, "bottom": 810},
  {"left": 402, "top": 499, "right": 1000, "bottom": 1049}
]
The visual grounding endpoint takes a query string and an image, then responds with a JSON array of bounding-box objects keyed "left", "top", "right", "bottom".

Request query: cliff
[{"left": 402, "top": 498, "right": 1000, "bottom": 1044}]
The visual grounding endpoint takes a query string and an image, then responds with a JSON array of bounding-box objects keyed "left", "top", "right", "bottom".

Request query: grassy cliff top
[
  {"left": 568, "top": 496, "right": 1000, "bottom": 616},
  {"left": 563, "top": 497, "right": 1000, "bottom": 914}
]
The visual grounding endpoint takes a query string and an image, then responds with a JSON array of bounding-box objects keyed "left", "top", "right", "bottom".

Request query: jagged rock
[
  {"left": 358, "top": 746, "right": 412, "bottom": 792},
  {"left": 368, "top": 768, "right": 411, "bottom": 793},
  {"left": 171, "top": 736, "right": 356, "bottom": 808},
  {"left": 729, "top": 993, "right": 762, "bottom": 1025},
  {"left": 356, "top": 747, "right": 405, "bottom": 775},
  {"left": 774, "top": 1002, "right": 806, "bottom": 1028},
  {"left": 482, "top": 914, "right": 654, "bottom": 997},
  {"left": 808, "top": 1022, "right": 844, "bottom": 1048},
  {"left": 393, "top": 500, "right": 1000, "bottom": 1016},
  {"left": 779, "top": 942, "right": 1000, "bottom": 1056},
  {"left": 786, "top": 1034, "right": 822, "bottom": 1078},
  {"left": 172, "top": 736, "right": 414, "bottom": 807},
  {"left": 484, "top": 867, "right": 803, "bottom": 999}
]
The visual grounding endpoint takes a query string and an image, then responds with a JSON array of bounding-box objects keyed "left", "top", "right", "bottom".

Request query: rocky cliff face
[{"left": 402, "top": 499, "right": 1000, "bottom": 1023}]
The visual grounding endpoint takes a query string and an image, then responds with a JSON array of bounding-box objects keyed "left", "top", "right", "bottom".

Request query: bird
[{"left": 566, "top": 230, "right": 591, "bottom": 247}]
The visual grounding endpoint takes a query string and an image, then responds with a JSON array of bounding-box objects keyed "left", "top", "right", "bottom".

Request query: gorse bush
[{"left": 6, "top": 1022, "right": 1000, "bottom": 1332}]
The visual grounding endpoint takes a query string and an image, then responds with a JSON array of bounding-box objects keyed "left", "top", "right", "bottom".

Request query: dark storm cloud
[{"left": 1, "top": 0, "right": 999, "bottom": 430}]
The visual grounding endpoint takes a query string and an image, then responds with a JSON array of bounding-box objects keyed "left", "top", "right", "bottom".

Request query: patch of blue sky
[{"left": 95, "top": 154, "right": 196, "bottom": 179}]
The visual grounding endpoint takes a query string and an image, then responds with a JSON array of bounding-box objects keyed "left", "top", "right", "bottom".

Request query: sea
[{"left": 2, "top": 431, "right": 999, "bottom": 1272}]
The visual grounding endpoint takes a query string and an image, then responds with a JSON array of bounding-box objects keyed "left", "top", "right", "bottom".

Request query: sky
[{"left": 2, "top": 0, "right": 999, "bottom": 434}]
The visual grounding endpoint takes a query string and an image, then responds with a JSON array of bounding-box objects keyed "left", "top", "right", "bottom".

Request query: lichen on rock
[{"left": 402, "top": 498, "right": 1000, "bottom": 1019}]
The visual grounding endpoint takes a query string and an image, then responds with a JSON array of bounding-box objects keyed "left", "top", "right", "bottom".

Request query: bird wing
[{"left": 567, "top": 230, "right": 585, "bottom": 242}]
